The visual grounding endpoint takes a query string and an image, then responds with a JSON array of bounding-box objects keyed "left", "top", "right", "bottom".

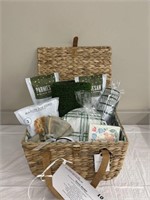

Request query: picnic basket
[{"left": 22, "top": 37, "right": 128, "bottom": 198}]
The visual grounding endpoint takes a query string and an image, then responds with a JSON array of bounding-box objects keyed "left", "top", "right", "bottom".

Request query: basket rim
[{"left": 21, "top": 130, "right": 128, "bottom": 145}]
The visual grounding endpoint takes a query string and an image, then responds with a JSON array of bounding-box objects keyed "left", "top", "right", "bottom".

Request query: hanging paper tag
[
  {"left": 94, "top": 154, "right": 110, "bottom": 172},
  {"left": 52, "top": 164, "right": 105, "bottom": 200}
]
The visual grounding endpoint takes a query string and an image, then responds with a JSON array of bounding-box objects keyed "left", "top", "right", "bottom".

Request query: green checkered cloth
[{"left": 63, "top": 108, "right": 106, "bottom": 141}]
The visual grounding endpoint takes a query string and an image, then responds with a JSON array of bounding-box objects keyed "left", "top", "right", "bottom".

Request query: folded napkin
[{"left": 51, "top": 81, "right": 91, "bottom": 117}]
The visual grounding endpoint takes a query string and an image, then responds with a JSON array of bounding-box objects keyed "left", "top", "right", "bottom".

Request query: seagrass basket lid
[{"left": 37, "top": 40, "right": 112, "bottom": 85}]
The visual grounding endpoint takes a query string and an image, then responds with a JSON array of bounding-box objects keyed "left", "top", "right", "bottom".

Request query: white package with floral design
[{"left": 88, "top": 124, "right": 120, "bottom": 142}]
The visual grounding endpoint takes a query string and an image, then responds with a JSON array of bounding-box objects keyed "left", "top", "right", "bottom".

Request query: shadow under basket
[{"left": 21, "top": 113, "right": 128, "bottom": 182}]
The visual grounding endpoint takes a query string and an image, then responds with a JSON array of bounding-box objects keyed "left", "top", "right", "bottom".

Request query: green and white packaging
[
  {"left": 26, "top": 73, "right": 59, "bottom": 104},
  {"left": 75, "top": 74, "right": 107, "bottom": 106}
]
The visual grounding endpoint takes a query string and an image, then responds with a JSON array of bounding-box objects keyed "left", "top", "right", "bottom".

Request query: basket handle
[
  {"left": 42, "top": 152, "right": 64, "bottom": 199},
  {"left": 42, "top": 149, "right": 110, "bottom": 198},
  {"left": 91, "top": 149, "right": 110, "bottom": 188}
]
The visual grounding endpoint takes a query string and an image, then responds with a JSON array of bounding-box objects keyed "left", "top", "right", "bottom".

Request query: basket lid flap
[{"left": 37, "top": 46, "right": 112, "bottom": 85}]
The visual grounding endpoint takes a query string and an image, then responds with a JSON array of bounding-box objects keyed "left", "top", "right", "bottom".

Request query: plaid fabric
[
  {"left": 96, "top": 88, "right": 120, "bottom": 124},
  {"left": 63, "top": 108, "right": 106, "bottom": 141}
]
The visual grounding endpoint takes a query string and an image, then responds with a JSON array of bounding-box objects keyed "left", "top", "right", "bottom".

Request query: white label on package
[
  {"left": 52, "top": 164, "right": 105, "bottom": 200},
  {"left": 94, "top": 154, "right": 110, "bottom": 172}
]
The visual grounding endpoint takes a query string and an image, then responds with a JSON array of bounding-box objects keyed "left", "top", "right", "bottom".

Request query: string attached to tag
[{"left": 28, "top": 158, "right": 72, "bottom": 200}]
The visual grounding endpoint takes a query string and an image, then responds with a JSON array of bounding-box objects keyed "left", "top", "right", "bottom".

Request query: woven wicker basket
[
  {"left": 22, "top": 115, "right": 128, "bottom": 180},
  {"left": 22, "top": 41, "right": 128, "bottom": 196}
]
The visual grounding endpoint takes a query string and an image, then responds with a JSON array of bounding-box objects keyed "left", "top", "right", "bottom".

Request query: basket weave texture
[
  {"left": 22, "top": 118, "right": 128, "bottom": 180},
  {"left": 22, "top": 45, "right": 128, "bottom": 181},
  {"left": 37, "top": 46, "right": 112, "bottom": 85}
]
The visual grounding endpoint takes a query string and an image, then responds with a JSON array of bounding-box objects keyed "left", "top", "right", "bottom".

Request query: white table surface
[{"left": 0, "top": 125, "right": 150, "bottom": 200}]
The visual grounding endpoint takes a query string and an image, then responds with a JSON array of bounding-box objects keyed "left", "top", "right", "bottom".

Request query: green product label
[
  {"left": 31, "top": 74, "right": 56, "bottom": 99},
  {"left": 79, "top": 75, "right": 102, "bottom": 97}
]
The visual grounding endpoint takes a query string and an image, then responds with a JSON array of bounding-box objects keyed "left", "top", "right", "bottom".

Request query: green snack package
[
  {"left": 26, "top": 73, "right": 59, "bottom": 104},
  {"left": 51, "top": 81, "right": 91, "bottom": 117},
  {"left": 75, "top": 74, "right": 107, "bottom": 106}
]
